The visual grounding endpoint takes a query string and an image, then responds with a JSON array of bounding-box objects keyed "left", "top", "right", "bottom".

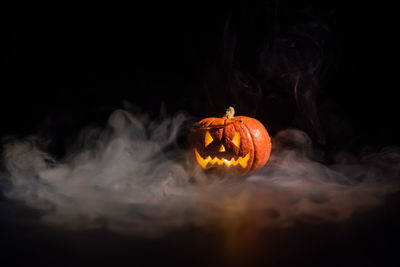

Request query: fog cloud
[{"left": 1, "top": 109, "right": 399, "bottom": 237}]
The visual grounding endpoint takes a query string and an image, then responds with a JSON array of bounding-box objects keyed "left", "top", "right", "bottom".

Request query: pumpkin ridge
[
  {"left": 222, "top": 118, "right": 227, "bottom": 146},
  {"left": 206, "top": 119, "right": 215, "bottom": 127},
  {"left": 243, "top": 121, "right": 257, "bottom": 174},
  {"left": 195, "top": 120, "right": 244, "bottom": 129},
  {"left": 235, "top": 120, "right": 255, "bottom": 175}
]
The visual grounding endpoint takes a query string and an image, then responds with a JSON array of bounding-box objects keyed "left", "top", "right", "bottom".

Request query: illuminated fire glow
[{"left": 195, "top": 148, "right": 250, "bottom": 168}]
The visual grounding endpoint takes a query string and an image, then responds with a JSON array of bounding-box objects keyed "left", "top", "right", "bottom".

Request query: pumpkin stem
[{"left": 224, "top": 106, "right": 235, "bottom": 119}]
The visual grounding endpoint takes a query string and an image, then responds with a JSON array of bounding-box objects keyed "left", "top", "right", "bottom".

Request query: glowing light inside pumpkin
[
  {"left": 195, "top": 148, "right": 250, "bottom": 168},
  {"left": 204, "top": 131, "right": 214, "bottom": 147},
  {"left": 231, "top": 132, "right": 241, "bottom": 147}
]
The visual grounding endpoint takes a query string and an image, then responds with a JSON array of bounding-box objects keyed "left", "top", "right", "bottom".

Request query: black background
[{"left": 1, "top": 2, "right": 399, "bottom": 266}]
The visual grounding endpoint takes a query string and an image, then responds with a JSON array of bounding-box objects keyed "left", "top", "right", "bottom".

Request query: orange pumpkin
[{"left": 188, "top": 107, "right": 271, "bottom": 175}]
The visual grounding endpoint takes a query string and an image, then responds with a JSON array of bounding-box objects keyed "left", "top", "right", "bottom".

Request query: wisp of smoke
[{"left": 1, "top": 109, "right": 399, "bottom": 238}]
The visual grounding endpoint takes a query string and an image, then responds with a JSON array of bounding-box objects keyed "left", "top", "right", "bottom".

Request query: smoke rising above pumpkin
[
  {"left": 203, "top": 4, "right": 334, "bottom": 145},
  {"left": 1, "top": 109, "right": 399, "bottom": 237}
]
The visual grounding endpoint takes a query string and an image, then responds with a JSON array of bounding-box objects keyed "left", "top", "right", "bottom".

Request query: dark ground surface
[
  {"left": 1, "top": 2, "right": 399, "bottom": 266},
  {"left": 1, "top": 192, "right": 400, "bottom": 267}
]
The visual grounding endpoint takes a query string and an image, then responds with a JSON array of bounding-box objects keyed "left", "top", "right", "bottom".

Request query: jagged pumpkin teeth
[{"left": 194, "top": 149, "right": 251, "bottom": 169}]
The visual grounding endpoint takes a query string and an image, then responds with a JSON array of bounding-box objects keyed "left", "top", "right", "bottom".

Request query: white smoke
[{"left": 1, "top": 109, "right": 399, "bottom": 237}]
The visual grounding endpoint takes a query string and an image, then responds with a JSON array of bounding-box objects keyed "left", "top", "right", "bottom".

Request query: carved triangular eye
[
  {"left": 204, "top": 131, "right": 214, "bottom": 147},
  {"left": 232, "top": 132, "right": 240, "bottom": 147}
]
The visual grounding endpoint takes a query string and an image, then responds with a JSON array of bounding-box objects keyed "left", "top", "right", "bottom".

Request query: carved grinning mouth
[{"left": 194, "top": 149, "right": 250, "bottom": 169}]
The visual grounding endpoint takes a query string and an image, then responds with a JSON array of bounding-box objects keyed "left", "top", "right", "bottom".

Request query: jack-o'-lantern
[{"left": 188, "top": 107, "right": 271, "bottom": 176}]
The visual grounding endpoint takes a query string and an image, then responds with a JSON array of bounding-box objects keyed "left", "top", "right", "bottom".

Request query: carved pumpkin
[{"left": 188, "top": 107, "right": 271, "bottom": 175}]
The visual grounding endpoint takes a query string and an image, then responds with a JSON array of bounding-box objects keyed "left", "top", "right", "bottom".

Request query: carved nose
[{"left": 219, "top": 144, "right": 226, "bottom": 152}]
